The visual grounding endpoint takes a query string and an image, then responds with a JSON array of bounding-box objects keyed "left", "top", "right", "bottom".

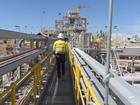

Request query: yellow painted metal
[
  {"left": 77, "top": 88, "right": 80, "bottom": 105},
  {"left": 79, "top": 85, "right": 85, "bottom": 105},
  {"left": 38, "top": 63, "right": 42, "bottom": 91},
  {"left": 11, "top": 82, "right": 16, "bottom": 105},
  {"left": 86, "top": 88, "right": 90, "bottom": 102},
  {"left": 36, "top": 63, "right": 42, "bottom": 94},
  {"left": 33, "top": 53, "right": 54, "bottom": 105},
  {"left": 0, "top": 52, "right": 52, "bottom": 104},
  {"left": 0, "top": 71, "right": 31, "bottom": 104},
  {"left": 80, "top": 68, "right": 101, "bottom": 105},
  {"left": 0, "top": 87, "right": 11, "bottom": 101},
  {"left": 33, "top": 64, "right": 37, "bottom": 105},
  {"left": 46, "top": 54, "right": 51, "bottom": 74},
  {"left": 68, "top": 45, "right": 101, "bottom": 105},
  {"left": 78, "top": 59, "right": 101, "bottom": 105},
  {"left": 41, "top": 54, "right": 49, "bottom": 63},
  {"left": 75, "top": 62, "right": 81, "bottom": 105}
]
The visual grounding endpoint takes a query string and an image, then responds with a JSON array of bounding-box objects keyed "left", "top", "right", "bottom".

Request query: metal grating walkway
[{"left": 38, "top": 62, "right": 76, "bottom": 105}]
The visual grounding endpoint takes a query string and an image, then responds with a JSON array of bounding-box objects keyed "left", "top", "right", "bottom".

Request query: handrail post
[
  {"left": 37, "top": 62, "right": 42, "bottom": 94},
  {"left": 77, "top": 65, "right": 81, "bottom": 105},
  {"left": 105, "top": 0, "right": 113, "bottom": 105},
  {"left": 11, "top": 82, "right": 16, "bottom": 105},
  {"left": 33, "top": 64, "right": 37, "bottom": 105},
  {"left": 86, "top": 88, "right": 90, "bottom": 104}
]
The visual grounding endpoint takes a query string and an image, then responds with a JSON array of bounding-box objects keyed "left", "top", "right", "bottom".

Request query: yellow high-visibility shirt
[{"left": 53, "top": 40, "right": 67, "bottom": 54}]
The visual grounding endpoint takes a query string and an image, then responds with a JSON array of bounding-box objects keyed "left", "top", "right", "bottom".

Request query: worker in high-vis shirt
[{"left": 53, "top": 33, "right": 68, "bottom": 79}]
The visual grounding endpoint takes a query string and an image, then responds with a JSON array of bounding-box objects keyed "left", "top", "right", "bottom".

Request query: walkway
[{"left": 38, "top": 61, "right": 76, "bottom": 105}]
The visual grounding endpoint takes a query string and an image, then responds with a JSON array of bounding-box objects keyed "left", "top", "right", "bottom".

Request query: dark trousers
[{"left": 55, "top": 53, "right": 65, "bottom": 78}]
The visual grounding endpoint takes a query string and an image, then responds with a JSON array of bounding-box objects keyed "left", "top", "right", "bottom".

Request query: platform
[{"left": 38, "top": 62, "right": 76, "bottom": 105}]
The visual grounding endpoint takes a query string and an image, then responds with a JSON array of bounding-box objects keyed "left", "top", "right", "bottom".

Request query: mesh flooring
[{"left": 38, "top": 62, "right": 76, "bottom": 105}]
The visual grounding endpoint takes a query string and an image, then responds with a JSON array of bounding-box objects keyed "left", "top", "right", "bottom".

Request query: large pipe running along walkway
[{"left": 38, "top": 61, "right": 76, "bottom": 105}]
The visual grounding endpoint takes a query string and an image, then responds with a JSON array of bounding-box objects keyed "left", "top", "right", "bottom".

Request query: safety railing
[
  {"left": 0, "top": 52, "right": 54, "bottom": 105},
  {"left": 33, "top": 53, "right": 54, "bottom": 105},
  {"left": 72, "top": 48, "right": 140, "bottom": 105},
  {"left": 0, "top": 29, "right": 54, "bottom": 105},
  {"left": 68, "top": 46, "right": 101, "bottom": 105}
]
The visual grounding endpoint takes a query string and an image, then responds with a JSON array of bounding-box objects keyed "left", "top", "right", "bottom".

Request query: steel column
[
  {"left": 11, "top": 82, "right": 16, "bottom": 105},
  {"left": 105, "top": 0, "right": 113, "bottom": 105},
  {"left": 33, "top": 64, "right": 37, "bottom": 105}
]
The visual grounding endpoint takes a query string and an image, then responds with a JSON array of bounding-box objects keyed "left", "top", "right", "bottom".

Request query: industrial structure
[{"left": 0, "top": 2, "right": 140, "bottom": 105}]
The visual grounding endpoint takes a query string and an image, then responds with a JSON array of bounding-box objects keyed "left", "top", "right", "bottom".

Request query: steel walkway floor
[{"left": 38, "top": 62, "right": 76, "bottom": 105}]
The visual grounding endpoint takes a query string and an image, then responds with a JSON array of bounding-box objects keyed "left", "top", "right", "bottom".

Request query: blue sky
[{"left": 0, "top": 0, "right": 140, "bottom": 35}]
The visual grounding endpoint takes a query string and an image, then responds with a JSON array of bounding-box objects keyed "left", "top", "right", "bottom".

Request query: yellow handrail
[
  {"left": 68, "top": 46, "right": 101, "bottom": 105},
  {"left": 0, "top": 53, "right": 53, "bottom": 105}
]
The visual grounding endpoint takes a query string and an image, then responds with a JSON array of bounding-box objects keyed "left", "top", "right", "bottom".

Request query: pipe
[
  {"left": 74, "top": 48, "right": 140, "bottom": 105},
  {"left": 122, "top": 77, "right": 140, "bottom": 82},
  {"left": 105, "top": 0, "right": 113, "bottom": 104}
]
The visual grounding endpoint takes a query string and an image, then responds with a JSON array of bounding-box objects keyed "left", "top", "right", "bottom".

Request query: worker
[{"left": 53, "top": 33, "right": 68, "bottom": 79}]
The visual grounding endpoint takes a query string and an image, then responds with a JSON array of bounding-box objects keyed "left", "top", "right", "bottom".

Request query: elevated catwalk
[{"left": 38, "top": 61, "right": 76, "bottom": 105}]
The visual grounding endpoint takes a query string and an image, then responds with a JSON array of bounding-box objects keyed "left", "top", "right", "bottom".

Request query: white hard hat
[{"left": 57, "top": 33, "right": 64, "bottom": 39}]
